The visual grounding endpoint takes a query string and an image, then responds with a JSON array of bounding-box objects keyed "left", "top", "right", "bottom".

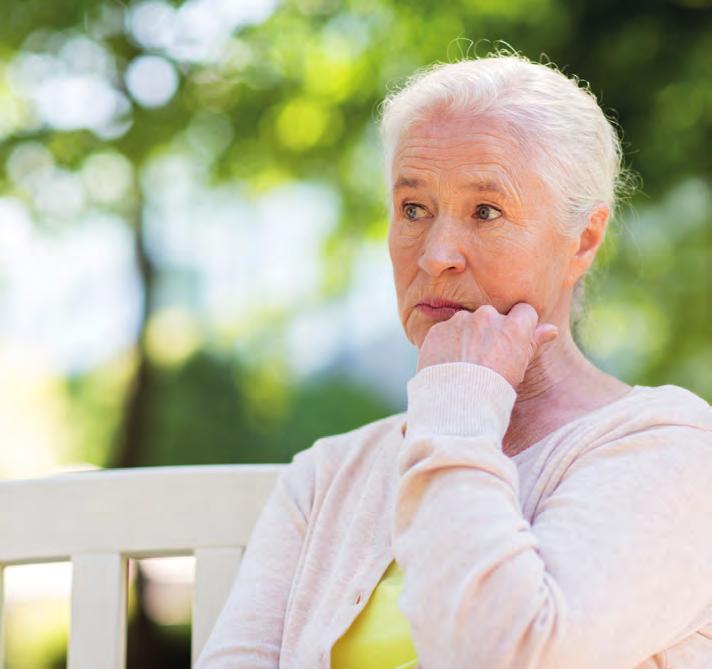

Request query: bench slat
[
  {"left": 0, "top": 465, "right": 282, "bottom": 565},
  {"left": 68, "top": 553, "right": 127, "bottom": 669}
]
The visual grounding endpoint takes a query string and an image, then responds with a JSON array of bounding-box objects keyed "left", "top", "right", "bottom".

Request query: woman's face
[{"left": 388, "top": 111, "right": 583, "bottom": 348}]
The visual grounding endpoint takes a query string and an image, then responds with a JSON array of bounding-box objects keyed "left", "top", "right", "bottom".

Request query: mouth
[{"left": 415, "top": 298, "right": 472, "bottom": 321}]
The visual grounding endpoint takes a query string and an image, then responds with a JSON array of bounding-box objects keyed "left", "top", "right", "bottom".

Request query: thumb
[{"left": 534, "top": 323, "right": 559, "bottom": 349}]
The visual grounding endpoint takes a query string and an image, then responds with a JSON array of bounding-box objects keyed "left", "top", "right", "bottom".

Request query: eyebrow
[{"left": 393, "top": 176, "right": 509, "bottom": 197}]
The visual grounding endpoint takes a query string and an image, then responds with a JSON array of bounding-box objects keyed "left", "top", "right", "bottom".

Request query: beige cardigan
[{"left": 195, "top": 362, "right": 712, "bottom": 668}]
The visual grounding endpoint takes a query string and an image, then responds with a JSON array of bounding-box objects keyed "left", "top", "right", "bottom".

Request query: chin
[
  {"left": 403, "top": 322, "right": 427, "bottom": 349},
  {"left": 402, "top": 308, "right": 431, "bottom": 348},
  {"left": 403, "top": 328, "right": 419, "bottom": 348}
]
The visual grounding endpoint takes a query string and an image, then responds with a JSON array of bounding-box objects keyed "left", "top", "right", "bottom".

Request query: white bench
[{"left": 0, "top": 464, "right": 284, "bottom": 668}]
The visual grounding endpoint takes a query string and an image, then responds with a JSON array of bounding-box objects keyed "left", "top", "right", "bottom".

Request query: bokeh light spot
[{"left": 125, "top": 55, "right": 179, "bottom": 108}]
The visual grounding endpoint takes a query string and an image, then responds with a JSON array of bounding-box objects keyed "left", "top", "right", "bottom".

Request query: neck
[
  {"left": 512, "top": 291, "right": 604, "bottom": 406},
  {"left": 514, "top": 325, "right": 590, "bottom": 402},
  {"left": 503, "top": 318, "right": 627, "bottom": 457},
  {"left": 502, "top": 326, "right": 588, "bottom": 456}
]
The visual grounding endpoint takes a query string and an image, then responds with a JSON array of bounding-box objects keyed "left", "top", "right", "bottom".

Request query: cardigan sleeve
[
  {"left": 195, "top": 445, "right": 315, "bottom": 668},
  {"left": 391, "top": 362, "right": 712, "bottom": 669}
]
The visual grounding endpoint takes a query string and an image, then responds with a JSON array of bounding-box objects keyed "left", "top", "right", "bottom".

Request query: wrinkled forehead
[{"left": 391, "top": 114, "right": 543, "bottom": 199}]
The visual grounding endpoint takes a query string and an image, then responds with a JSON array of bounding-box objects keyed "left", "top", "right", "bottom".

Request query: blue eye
[
  {"left": 475, "top": 204, "right": 502, "bottom": 221},
  {"left": 403, "top": 203, "right": 425, "bottom": 220}
]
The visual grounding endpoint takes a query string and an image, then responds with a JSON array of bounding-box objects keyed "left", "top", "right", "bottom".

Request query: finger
[
  {"left": 507, "top": 302, "right": 539, "bottom": 333},
  {"left": 474, "top": 303, "right": 500, "bottom": 319},
  {"left": 534, "top": 323, "right": 559, "bottom": 348}
]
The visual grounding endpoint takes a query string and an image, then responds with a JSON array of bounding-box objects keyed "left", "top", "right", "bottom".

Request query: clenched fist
[{"left": 416, "top": 302, "right": 559, "bottom": 389}]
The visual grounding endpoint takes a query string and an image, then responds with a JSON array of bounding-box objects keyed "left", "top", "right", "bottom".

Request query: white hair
[{"left": 376, "top": 49, "right": 637, "bottom": 321}]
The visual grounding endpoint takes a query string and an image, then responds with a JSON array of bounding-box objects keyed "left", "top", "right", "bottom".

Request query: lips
[
  {"left": 419, "top": 297, "right": 467, "bottom": 310},
  {"left": 415, "top": 297, "right": 471, "bottom": 321}
]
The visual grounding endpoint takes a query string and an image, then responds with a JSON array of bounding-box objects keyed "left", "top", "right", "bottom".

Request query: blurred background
[{"left": 0, "top": 0, "right": 710, "bottom": 666}]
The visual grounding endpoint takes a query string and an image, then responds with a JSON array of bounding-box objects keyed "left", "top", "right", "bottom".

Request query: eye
[
  {"left": 474, "top": 204, "right": 502, "bottom": 221},
  {"left": 403, "top": 203, "right": 427, "bottom": 221}
]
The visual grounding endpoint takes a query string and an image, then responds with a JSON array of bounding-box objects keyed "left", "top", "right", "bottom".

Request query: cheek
[
  {"left": 472, "top": 232, "right": 525, "bottom": 279},
  {"left": 472, "top": 229, "right": 562, "bottom": 301},
  {"left": 389, "top": 226, "right": 421, "bottom": 284},
  {"left": 389, "top": 219, "right": 425, "bottom": 251}
]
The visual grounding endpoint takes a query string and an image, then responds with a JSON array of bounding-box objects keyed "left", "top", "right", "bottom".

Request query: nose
[{"left": 417, "top": 218, "right": 466, "bottom": 277}]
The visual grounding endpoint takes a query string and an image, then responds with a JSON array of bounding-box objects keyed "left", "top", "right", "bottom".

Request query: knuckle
[
  {"left": 510, "top": 303, "right": 538, "bottom": 331},
  {"left": 518, "top": 302, "right": 538, "bottom": 320},
  {"left": 476, "top": 304, "right": 498, "bottom": 319}
]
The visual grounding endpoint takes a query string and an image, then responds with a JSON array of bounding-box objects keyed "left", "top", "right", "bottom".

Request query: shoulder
[
  {"left": 620, "top": 383, "right": 712, "bottom": 448},
  {"left": 569, "top": 382, "right": 712, "bottom": 476},
  {"left": 582, "top": 381, "right": 712, "bottom": 444},
  {"left": 521, "top": 382, "right": 712, "bottom": 505},
  {"left": 537, "top": 385, "right": 712, "bottom": 536},
  {"left": 632, "top": 382, "right": 712, "bottom": 426}
]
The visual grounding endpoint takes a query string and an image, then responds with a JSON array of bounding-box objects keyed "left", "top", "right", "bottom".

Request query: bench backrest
[{"left": 0, "top": 464, "right": 284, "bottom": 668}]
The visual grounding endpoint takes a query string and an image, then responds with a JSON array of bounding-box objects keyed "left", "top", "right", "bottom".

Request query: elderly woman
[{"left": 196, "top": 53, "right": 712, "bottom": 669}]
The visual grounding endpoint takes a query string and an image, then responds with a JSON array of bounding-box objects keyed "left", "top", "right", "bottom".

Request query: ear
[{"left": 565, "top": 203, "right": 610, "bottom": 286}]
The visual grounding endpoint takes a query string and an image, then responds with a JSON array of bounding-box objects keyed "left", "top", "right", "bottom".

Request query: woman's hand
[{"left": 416, "top": 302, "right": 559, "bottom": 388}]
